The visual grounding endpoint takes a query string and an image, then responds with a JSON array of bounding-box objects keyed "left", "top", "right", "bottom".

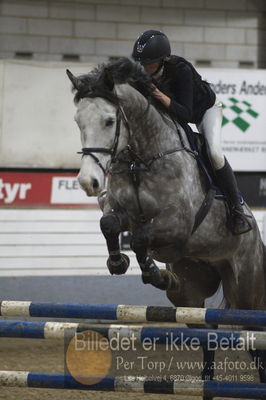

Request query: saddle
[
  {"left": 182, "top": 123, "right": 242, "bottom": 202},
  {"left": 183, "top": 124, "right": 220, "bottom": 193},
  {"left": 180, "top": 123, "right": 250, "bottom": 234}
]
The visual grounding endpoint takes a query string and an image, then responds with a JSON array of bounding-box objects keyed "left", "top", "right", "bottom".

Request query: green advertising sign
[{"left": 199, "top": 69, "right": 266, "bottom": 171}]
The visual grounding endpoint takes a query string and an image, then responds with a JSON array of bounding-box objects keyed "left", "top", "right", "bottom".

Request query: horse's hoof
[
  {"left": 142, "top": 267, "right": 167, "bottom": 290},
  {"left": 142, "top": 269, "right": 179, "bottom": 291},
  {"left": 107, "top": 253, "right": 130, "bottom": 275}
]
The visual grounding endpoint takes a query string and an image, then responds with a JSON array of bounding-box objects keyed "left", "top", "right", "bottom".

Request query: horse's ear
[
  {"left": 102, "top": 69, "right": 114, "bottom": 91},
  {"left": 66, "top": 69, "right": 81, "bottom": 90}
]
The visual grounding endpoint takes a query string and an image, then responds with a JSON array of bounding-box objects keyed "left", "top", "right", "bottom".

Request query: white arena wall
[
  {"left": 0, "top": 59, "right": 89, "bottom": 168},
  {"left": 0, "top": 0, "right": 265, "bottom": 68},
  {"left": 1, "top": 59, "right": 266, "bottom": 171},
  {"left": 0, "top": 207, "right": 265, "bottom": 305}
]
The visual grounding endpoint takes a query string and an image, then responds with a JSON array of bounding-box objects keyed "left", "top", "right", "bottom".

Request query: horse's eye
[{"left": 105, "top": 117, "right": 114, "bottom": 127}]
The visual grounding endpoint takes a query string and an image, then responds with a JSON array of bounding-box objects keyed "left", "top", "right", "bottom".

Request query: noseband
[{"left": 78, "top": 107, "right": 121, "bottom": 175}]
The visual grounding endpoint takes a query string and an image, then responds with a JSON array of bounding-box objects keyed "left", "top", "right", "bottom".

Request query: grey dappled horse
[{"left": 67, "top": 58, "right": 266, "bottom": 395}]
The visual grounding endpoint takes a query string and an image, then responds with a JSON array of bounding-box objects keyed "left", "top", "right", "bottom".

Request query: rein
[
  {"left": 78, "top": 102, "right": 213, "bottom": 233},
  {"left": 109, "top": 109, "right": 198, "bottom": 175},
  {"left": 109, "top": 145, "right": 197, "bottom": 175},
  {"left": 78, "top": 101, "right": 198, "bottom": 176}
]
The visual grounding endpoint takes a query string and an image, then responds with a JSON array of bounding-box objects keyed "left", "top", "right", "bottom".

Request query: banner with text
[
  {"left": 200, "top": 68, "right": 266, "bottom": 171},
  {"left": 0, "top": 172, "right": 98, "bottom": 207}
]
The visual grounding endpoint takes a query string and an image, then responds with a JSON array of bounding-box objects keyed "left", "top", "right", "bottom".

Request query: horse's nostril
[{"left": 92, "top": 179, "right": 99, "bottom": 190}]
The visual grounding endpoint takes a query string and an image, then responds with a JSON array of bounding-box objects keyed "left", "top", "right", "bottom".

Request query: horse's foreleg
[
  {"left": 131, "top": 225, "right": 179, "bottom": 291},
  {"left": 100, "top": 213, "right": 130, "bottom": 275},
  {"left": 98, "top": 190, "right": 130, "bottom": 275}
]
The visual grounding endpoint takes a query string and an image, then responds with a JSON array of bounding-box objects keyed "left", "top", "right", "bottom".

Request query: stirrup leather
[{"left": 230, "top": 207, "right": 253, "bottom": 235}]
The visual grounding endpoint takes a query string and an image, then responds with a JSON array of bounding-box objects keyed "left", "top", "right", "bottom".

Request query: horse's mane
[{"left": 72, "top": 57, "right": 157, "bottom": 107}]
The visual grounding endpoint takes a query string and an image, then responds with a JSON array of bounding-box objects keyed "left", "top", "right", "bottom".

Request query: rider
[{"left": 132, "top": 29, "right": 252, "bottom": 235}]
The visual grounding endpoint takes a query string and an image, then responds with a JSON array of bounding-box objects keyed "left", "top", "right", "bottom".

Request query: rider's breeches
[{"left": 196, "top": 99, "right": 225, "bottom": 170}]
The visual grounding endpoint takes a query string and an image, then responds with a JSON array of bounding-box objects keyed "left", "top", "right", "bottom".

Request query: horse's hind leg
[
  {"left": 201, "top": 345, "right": 216, "bottom": 400},
  {"left": 166, "top": 260, "right": 221, "bottom": 400},
  {"left": 166, "top": 259, "right": 221, "bottom": 307},
  {"left": 222, "top": 242, "right": 266, "bottom": 389},
  {"left": 249, "top": 348, "right": 266, "bottom": 384}
]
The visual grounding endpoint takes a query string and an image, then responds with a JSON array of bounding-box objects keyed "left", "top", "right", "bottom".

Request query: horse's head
[
  {"left": 67, "top": 58, "right": 160, "bottom": 196},
  {"left": 67, "top": 67, "right": 130, "bottom": 196}
]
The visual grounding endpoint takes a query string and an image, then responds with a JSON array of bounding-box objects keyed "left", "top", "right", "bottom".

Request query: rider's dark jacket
[{"left": 156, "top": 56, "right": 216, "bottom": 124}]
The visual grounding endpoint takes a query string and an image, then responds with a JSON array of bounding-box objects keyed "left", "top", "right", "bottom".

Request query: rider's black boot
[{"left": 215, "top": 158, "right": 252, "bottom": 235}]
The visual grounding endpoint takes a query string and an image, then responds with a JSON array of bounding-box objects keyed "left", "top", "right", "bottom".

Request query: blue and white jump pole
[
  {"left": 0, "top": 371, "right": 266, "bottom": 399},
  {"left": 0, "top": 320, "right": 265, "bottom": 350},
  {"left": 1, "top": 300, "right": 266, "bottom": 326}
]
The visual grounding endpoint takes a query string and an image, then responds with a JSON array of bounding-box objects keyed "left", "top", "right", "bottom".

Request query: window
[
  {"left": 195, "top": 60, "right": 212, "bottom": 67},
  {"left": 15, "top": 52, "right": 33, "bottom": 59},
  {"left": 62, "top": 54, "right": 80, "bottom": 62},
  {"left": 239, "top": 61, "right": 254, "bottom": 69}
]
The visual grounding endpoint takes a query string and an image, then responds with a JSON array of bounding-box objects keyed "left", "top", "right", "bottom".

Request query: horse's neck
[
  {"left": 121, "top": 96, "right": 174, "bottom": 150},
  {"left": 120, "top": 86, "right": 205, "bottom": 197},
  {"left": 126, "top": 99, "right": 187, "bottom": 159},
  {"left": 137, "top": 107, "right": 206, "bottom": 199}
]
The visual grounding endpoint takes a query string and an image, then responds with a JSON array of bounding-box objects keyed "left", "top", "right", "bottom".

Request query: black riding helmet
[{"left": 132, "top": 30, "right": 171, "bottom": 66}]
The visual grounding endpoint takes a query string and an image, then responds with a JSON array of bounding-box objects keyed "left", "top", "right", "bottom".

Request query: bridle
[{"left": 77, "top": 106, "right": 130, "bottom": 175}]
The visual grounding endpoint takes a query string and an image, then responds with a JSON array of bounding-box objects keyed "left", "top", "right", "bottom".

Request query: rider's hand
[{"left": 151, "top": 86, "right": 171, "bottom": 108}]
